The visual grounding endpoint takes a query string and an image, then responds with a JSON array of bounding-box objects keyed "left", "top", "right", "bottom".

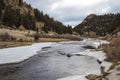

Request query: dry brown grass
[
  {"left": 103, "top": 37, "right": 120, "bottom": 61},
  {"left": 108, "top": 61, "right": 119, "bottom": 70},
  {"left": 39, "top": 38, "right": 70, "bottom": 42},
  {"left": 0, "top": 42, "right": 34, "bottom": 49},
  {"left": 0, "top": 29, "right": 36, "bottom": 36},
  {"left": 0, "top": 29, "right": 35, "bottom": 42},
  {"left": 0, "top": 38, "right": 70, "bottom": 49},
  {"left": 0, "top": 28, "right": 78, "bottom": 48}
]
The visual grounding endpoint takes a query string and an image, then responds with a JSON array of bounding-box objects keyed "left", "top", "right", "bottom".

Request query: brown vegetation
[
  {"left": 0, "top": 32, "right": 15, "bottom": 41},
  {"left": 18, "top": 25, "right": 26, "bottom": 31},
  {"left": 103, "top": 36, "right": 120, "bottom": 61},
  {"left": 39, "top": 38, "right": 70, "bottom": 42},
  {"left": 0, "top": 37, "right": 70, "bottom": 49},
  {"left": 0, "top": 29, "right": 35, "bottom": 42},
  {"left": 32, "top": 34, "right": 82, "bottom": 41},
  {"left": 0, "top": 28, "right": 82, "bottom": 48},
  {"left": 88, "top": 31, "right": 97, "bottom": 38},
  {"left": 0, "top": 42, "right": 33, "bottom": 49}
]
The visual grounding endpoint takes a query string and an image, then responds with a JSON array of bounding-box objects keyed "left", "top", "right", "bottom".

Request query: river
[{"left": 0, "top": 39, "right": 111, "bottom": 80}]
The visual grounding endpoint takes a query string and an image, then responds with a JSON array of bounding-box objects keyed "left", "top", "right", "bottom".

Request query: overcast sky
[{"left": 24, "top": 0, "right": 120, "bottom": 27}]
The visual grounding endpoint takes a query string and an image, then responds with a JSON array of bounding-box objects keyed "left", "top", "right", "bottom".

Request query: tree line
[{"left": 0, "top": 0, "right": 73, "bottom": 34}]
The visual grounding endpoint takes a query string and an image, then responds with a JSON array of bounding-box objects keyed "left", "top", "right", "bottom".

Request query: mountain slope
[
  {"left": 0, "top": 0, "right": 72, "bottom": 34},
  {"left": 74, "top": 14, "right": 120, "bottom": 36}
]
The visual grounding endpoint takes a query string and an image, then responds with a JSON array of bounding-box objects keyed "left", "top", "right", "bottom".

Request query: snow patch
[
  {"left": 76, "top": 50, "right": 106, "bottom": 61},
  {"left": 82, "top": 38, "right": 109, "bottom": 48},
  {"left": 57, "top": 75, "right": 87, "bottom": 80},
  {"left": 0, "top": 42, "right": 54, "bottom": 64},
  {"left": 57, "top": 39, "right": 111, "bottom": 80},
  {"left": 101, "top": 61, "right": 112, "bottom": 72}
]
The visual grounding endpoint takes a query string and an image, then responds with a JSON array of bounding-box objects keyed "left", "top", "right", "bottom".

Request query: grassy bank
[
  {"left": 0, "top": 42, "right": 34, "bottom": 49},
  {"left": 0, "top": 28, "right": 81, "bottom": 49},
  {"left": 0, "top": 38, "right": 71, "bottom": 49},
  {"left": 39, "top": 38, "right": 70, "bottom": 42}
]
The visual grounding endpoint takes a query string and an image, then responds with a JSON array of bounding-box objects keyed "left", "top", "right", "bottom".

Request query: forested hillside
[
  {"left": 74, "top": 14, "right": 120, "bottom": 36},
  {"left": 0, "top": 0, "right": 72, "bottom": 34}
]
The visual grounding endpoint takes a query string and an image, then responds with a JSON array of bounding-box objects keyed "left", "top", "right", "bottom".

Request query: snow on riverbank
[
  {"left": 57, "top": 39, "right": 112, "bottom": 80},
  {"left": 82, "top": 38, "right": 109, "bottom": 48},
  {"left": 57, "top": 75, "right": 87, "bottom": 80},
  {"left": 0, "top": 42, "right": 54, "bottom": 64},
  {"left": 76, "top": 50, "right": 112, "bottom": 71}
]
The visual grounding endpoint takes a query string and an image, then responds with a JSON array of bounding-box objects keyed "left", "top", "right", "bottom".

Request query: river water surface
[{"left": 0, "top": 40, "right": 105, "bottom": 80}]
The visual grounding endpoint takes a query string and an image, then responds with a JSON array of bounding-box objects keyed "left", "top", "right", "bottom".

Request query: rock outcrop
[
  {"left": 19, "top": 6, "right": 35, "bottom": 16},
  {"left": 3, "top": 0, "right": 34, "bottom": 17},
  {"left": 3, "top": 0, "right": 23, "bottom": 7}
]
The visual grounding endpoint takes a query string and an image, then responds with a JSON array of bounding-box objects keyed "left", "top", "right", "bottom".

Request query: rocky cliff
[{"left": 2, "top": 0, "right": 34, "bottom": 16}]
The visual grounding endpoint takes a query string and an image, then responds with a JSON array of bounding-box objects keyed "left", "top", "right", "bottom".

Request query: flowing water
[{"left": 0, "top": 41, "right": 103, "bottom": 80}]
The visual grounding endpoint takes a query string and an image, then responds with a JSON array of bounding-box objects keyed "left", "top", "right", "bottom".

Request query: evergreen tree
[
  {"left": 3, "top": 7, "right": 21, "bottom": 27},
  {"left": 0, "top": 0, "right": 4, "bottom": 19},
  {"left": 74, "top": 14, "right": 120, "bottom": 36},
  {"left": 0, "top": 0, "right": 73, "bottom": 34}
]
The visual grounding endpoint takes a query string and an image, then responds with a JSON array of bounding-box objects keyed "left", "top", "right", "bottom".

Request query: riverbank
[
  {"left": 97, "top": 35, "right": 120, "bottom": 80},
  {"left": 0, "top": 38, "right": 70, "bottom": 49},
  {"left": 78, "top": 36, "right": 120, "bottom": 80},
  {"left": 0, "top": 42, "right": 33, "bottom": 49}
]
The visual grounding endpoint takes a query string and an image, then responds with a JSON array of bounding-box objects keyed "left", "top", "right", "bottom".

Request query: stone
[
  {"left": 66, "top": 53, "right": 73, "bottom": 58},
  {"left": 86, "top": 74, "right": 99, "bottom": 80},
  {"left": 83, "top": 45, "right": 96, "bottom": 49}
]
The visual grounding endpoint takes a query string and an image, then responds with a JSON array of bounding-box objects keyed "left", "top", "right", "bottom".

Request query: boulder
[
  {"left": 66, "top": 53, "right": 73, "bottom": 58},
  {"left": 86, "top": 74, "right": 99, "bottom": 80},
  {"left": 83, "top": 45, "right": 96, "bottom": 49}
]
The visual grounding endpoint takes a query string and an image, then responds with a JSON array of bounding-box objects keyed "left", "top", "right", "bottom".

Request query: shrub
[
  {"left": 18, "top": 25, "right": 26, "bottom": 31},
  {"left": 30, "top": 33, "right": 82, "bottom": 41},
  {"left": 103, "top": 37, "right": 120, "bottom": 61},
  {"left": 0, "top": 32, "right": 15, "bottom": 41},
  {"left": 89, "top": 31, "right": 97, "bottom": 38},
  {"left": 33, "top": 33, "right": 39, "bottom": 42},
  {"left": 17, "top": 37, "right": 34, "bottom": 42}
]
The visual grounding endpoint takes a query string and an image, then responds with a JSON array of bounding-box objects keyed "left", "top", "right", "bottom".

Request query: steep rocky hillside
[
  {"left": 74, "top": 14, "right": 120, "bottom": 36},
  {"left": 0, "top": 0, "right": 72, "bottom": 34}
]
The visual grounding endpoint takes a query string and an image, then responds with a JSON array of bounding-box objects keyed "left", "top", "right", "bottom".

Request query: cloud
[
  {"left": 51, "top": 0, "right": 108, "bottom": 10},
  {"left": 25, "top": 0, "right": 120, "bottom": 27}
]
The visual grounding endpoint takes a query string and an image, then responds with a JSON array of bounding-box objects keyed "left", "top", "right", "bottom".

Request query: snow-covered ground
[
  {"left": 81, "top": 38, "right": 109, "bottom": 48},
  {"left": 0, "top": 42, "right": 54, "bottom": 64},
  {"left": 57, "top": 39, "right": 112, "bottom": 80},
  {"left": 106, "top": 64, "right": 120, "bottom": 80},
  {"left": 57, "top": 75, "right": 87, "bottom": 80}
]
